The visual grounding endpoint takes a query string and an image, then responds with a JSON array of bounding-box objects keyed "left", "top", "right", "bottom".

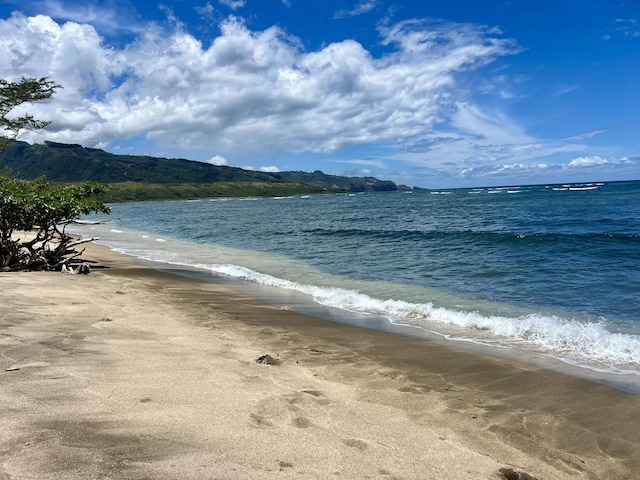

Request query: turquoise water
[{"left": 73, "top": 180, "right": 640, "bottom": 386}]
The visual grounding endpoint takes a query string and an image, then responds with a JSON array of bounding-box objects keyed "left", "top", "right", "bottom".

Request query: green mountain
[{"left": 0, "top": 141, "right": 400, "bottom": 202}]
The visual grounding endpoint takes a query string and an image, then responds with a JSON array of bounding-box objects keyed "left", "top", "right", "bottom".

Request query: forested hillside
[{"left": 0, "top": 141, "right": 400, "bottom": 201}]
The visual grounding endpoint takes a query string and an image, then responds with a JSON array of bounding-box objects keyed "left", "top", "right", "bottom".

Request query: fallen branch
[
  {"left": 52, "top": 247, "right": 86, "bottom": 270},
  {"left": 66, "top": 237, "right": 99, "bottom": 249}
]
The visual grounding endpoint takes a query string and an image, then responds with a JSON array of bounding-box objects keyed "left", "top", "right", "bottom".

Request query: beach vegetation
[
  {"left": 0, "top": 77, "right": 111, "bottom": 271},
  {"left": 0, "top": 175, "right": 110, "bottom": 271},
  {"left": 0, "top": 77, "right": 60, "bottom": 152}
]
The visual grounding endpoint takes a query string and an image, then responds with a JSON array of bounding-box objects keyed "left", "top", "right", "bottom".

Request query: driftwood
[
  {"left": 61, "top": 262, "right": 91, "bottom": 274},
  {"left": 1, "top": 212, "right": 114, "bottom": 272},
  {"left": 1, "top": 230, "right": 100, "bottom": 273}
]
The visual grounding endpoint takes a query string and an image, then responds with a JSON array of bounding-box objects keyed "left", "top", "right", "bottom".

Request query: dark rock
[
  {"left": 499, "top": 468, "right": 539, "bottom": 480},
  {"left": 256, "top": 354, "right": 280, "bottom": 365}
]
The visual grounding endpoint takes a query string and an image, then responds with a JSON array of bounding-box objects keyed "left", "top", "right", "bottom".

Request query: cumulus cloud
[
  {"left": 0, "top": 12, "right": 520, "bottom": 162},
  {"left": 568, "top": 155, "right": 608, "bottom": 167},
  {"left": 259, "top": 165, "right": 280, "bottom": 172},
  {"left": 452, "top": 154, "right": 639, "bottom": 187},
  {"left": 203, "top": 154, "right": 228, "bottom": 165},
  {"left": 0, "top": 17, "right": 116, "bottom": 124}
]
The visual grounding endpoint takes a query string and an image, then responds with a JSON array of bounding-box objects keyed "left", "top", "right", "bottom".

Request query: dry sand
[{"left": 1, "top": 243, "right": 639, "bottom": 480}]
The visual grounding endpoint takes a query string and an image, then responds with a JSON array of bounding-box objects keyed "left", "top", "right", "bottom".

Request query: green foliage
[
  {"left": 0, "top": 77, "right": 111, "bottom": 271},
  {"left": 0, "top": 174, "right": 110, "bottom": 271},
  {"left": 0, "top": 141, "right": 282, "bottom": 184},
  {"left": 0, "top": 141, "right": 400, "bottom": 194},
  {"left": 0, "top": 176, "right": 110, "bottom": 231},
  {"left": 100, "top": 181, "right": 333, "bottom": 202},
  {"left": 0, "top": 77, "right": 60, "bottom": 151}
]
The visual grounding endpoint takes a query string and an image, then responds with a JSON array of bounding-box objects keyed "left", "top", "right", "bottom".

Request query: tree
[
  {"left": 0, "top": 77, "right": 111, "bottom": 272},
  {"left": 0, "top": 176, "right": 110, "bottom": 271},
  {"left": 0, "top": 77, "right": 60, "bottom": 152}
]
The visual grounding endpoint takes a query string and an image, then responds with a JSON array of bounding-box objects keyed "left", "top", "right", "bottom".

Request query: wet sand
[{"left": 1, "top": 242, "right": 639, "bottom": 479}]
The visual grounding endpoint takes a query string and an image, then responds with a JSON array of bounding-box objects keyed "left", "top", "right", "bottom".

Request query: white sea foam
[
  {"left": 569, "top": 186, "right": 599, "bottom": 191},
  {"left": 70, "top": 223, "right": 640, "bottom": 376},
  {"left": 191, "top": 262, "right": 640, "bottom": 372}
]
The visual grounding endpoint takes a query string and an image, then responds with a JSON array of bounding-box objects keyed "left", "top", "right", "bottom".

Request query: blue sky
[{"left": 0, "top": 0, "right": 638, "bottom": 188}]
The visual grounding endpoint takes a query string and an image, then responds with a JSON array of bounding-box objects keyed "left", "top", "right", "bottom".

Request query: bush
[
  {"left": 0, "top": 175, "right": 110, "bottom": 271},
  {"left": 0, "top": 76, "right": 111, "bottom": 271}
]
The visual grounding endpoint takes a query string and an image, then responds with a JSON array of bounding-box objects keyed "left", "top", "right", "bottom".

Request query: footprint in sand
[
  {"left": 249, "top": 390, "right": 328, "bottom": 429},
  {"left": 292, "top": 416, "right": 312, "bottom": 428},
  {"left": 342, "top": 438, "right": 368, "bottom": 452}
]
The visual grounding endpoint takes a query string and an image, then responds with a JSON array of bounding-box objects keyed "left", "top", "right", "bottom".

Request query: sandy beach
[{"left": 1, "top": 243, "right": 639, "bottom": 479}]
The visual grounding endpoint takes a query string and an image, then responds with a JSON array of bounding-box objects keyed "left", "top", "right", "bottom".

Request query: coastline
[{"left": 2, "top": 243, "right": 639, "bottom": 479}]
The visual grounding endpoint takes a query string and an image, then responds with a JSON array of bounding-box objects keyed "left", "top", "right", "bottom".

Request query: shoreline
[
  {"left": 2, "top": 242, "right": 640, "bottom": 479},
  {"left": 110, "top": 247, "right": 640, "bottom": 395}
]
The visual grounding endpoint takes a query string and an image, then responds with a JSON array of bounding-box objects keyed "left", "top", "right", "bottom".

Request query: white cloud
[
  {"left": 568, "top": 155, "right": 608, "bottom": 167},
  {"left": 451, "top": 101, "right": 532, "bottom": 144},
  {"left": 334, "top": 1, "right": 378, "bottom": 19},
  {"left": 614, "top": 18, "right": 640, "bottom": 38},
  {"left": 27, "top": 0, "right": 142, "bottom": 35},
  {"left": 566, "top": 129, "right": 608, "bottom": 141},
  {"left": 450, "top": 154, "right": 638, "bottom": 187},
  {"left": 194, "top": 3, "right": 215, "bottom": 17},
  {"left": 333, "top": 158, "right": 387, "bottom": 169},
  {"left": 0, "top": 13, "right": 117, "bottom": 97},
  {"left": 555, "top": 84, "right": 577, "bottom": 97},
  {"left": 203, "top": 154, "right": 228, "bottom": 165},
  {"left": 260, "top": 166, "right": 280, "bottom": 172},
  {"left": 1, "top": 13, "right": 519, "bottom": 161},
  {"left": 218, "top": 0, "right": 245, "bottom": 10},
  {"left": 459, "top": 162, "right": 549, "bottom": 179}
]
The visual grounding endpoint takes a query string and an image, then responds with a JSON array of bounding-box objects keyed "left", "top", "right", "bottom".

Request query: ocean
[{"left": 71, "top": 180, "right": 640, "bottom": 392}]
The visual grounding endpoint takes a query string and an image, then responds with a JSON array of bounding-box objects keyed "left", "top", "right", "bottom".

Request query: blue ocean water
[{"left": 72, "top": 180, "right": 640, "bottom": 387}]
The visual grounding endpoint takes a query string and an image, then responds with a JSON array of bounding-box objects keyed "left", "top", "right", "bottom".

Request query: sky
[{"left": 0, "top": 0, "right": 639, "bottom": 188}]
